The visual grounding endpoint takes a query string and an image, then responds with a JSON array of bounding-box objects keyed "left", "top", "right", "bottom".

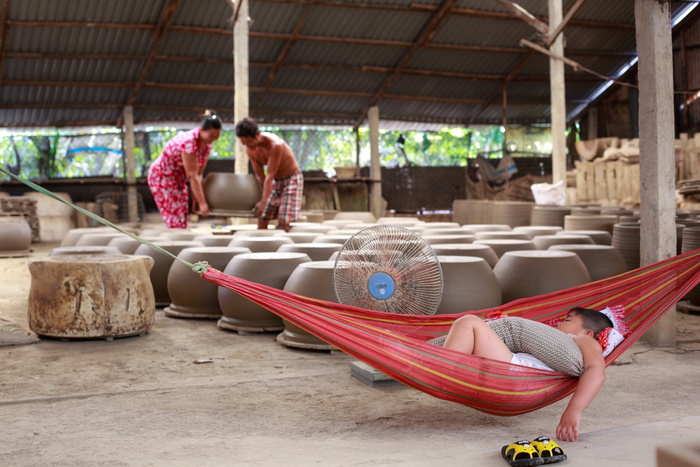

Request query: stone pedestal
[{"left": 27, "top": 254, "right": 155, "bottom": 339}]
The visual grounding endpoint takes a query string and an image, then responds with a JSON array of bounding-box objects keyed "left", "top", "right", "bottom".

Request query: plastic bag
[{"left": 530, "top": 180, "right": 566, "bottom": 206}]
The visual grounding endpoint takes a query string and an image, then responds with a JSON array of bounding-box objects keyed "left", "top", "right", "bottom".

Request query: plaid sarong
[{"left": 262, "top": 170, "right": 303, "bottom": 225}]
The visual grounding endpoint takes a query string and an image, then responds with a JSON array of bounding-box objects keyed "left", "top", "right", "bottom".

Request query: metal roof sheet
[{"left": 0, "top": 0, "right": 695, "bottom": 129}]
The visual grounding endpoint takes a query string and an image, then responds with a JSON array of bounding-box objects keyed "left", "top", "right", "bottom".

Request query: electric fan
[{"left": 333, "top": 224, "right": 443, "bottom": 315}]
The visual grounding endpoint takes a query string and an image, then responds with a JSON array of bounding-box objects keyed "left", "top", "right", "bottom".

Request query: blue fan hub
[{"left": 367, "top": 272, "right": 395, "bottom": 300}]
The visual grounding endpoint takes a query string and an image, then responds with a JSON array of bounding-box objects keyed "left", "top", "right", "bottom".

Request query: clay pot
[
  {"left": 50, "top": 246, "right": 122, "bottom": 256},
  {"left": 421, "top": 234, "right": 476, "bottom": 245},
  {"left": 473, "top": 239, "right": 537, "bottom": 258},
  {"left": 277, "top": 242, "right": 343, "bottom": 261},
  {"left": 557, "top": 230, "right": 612, "bottom": 245},
  {"left": 282, "top": 232, "right": 324, "bottom": 243},
  {"left": 229, "top": 236, "right": 295, "bottom": 253},
  {"left": 493, "top": 250, "right": 591, "bottom": 303},
  {"left": 333, "top": 211, "right": 376, "bottom": 223},
  {"left": 0, "top": 217, "right": 32, "bottom": 256},
  {"left": 133, "top": 240, "right": 205, "bottom": 306},
  {"left": 312, "top": 234, "right": 354, "bottom": 245},
  {"left": 421, "top": 222, "right": 461, "bottom": 230},
  {"left": 512, "top": 226, "right": 563, "bottom": 238},
  {"left": 279, "top": 261, "right": 339, "bottom": 350},
  {"left": 108, "top": 236, "right": 160, "bottom": 254},
  {"left": 530, "top": 206, "right": 571, "bottom": 227},
  {"left": 461, "top": 224, "right": 511, "bottom": 234},
  {"left": 27, "top": 254, "right": 155, "bottom": 339},
  {"left": 435, "top": 256, "right": 502, "bottom": 313},
  {"left": 474, "top": 231, "right": 531, "bottom": 241},
  {"left": 75, "top": 232, "right": 129, "bottom": 247},
  {"left": 289, "top": 224, "right": 338, "bottom": 234},
  {"left": 491, "top": 201, "right": 534, "bottom": 227},
  {"left": 532, "top": 234, "right": 594, "bottom": 250},
  {"left": 218, "top": 252, "right": 312, "bottom": 332},
  {"left": 232, "top": 229, "right": 286, "bottom": 238},
  {"left": 60, "top": 227, "right": 115, "bottom": 247},
  {"left": 202, "top": 172, "right": 261, "bottom": 215},
  {"left": 430, "top": 243, "right": 499, "bottom": 268},
  {"left": 564, "top": 215, "right": 618, "bottom": 234},
  {"left": 160, "top": 231, "right": 204, "bottom": 242},
  {"left": 548, "top": 244, "right": 628, "bottom": 281},
  {"left": 193, "top": 234, "right": 237, "bottom": 247},
  {"left": 420, "top": 228, "right": 466, "bottom": 236},
  {"left": 165, "top": 247, "right": 252, "bottom": 319}
]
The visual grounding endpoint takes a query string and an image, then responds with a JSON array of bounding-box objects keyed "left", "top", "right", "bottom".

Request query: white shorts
[{"left": 510, "top": 352, "right": 555, "bottom": 372}]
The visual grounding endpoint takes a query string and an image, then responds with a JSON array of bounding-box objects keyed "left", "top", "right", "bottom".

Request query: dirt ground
[{"left": 1, "top": 242, "right": 700, "bottom": 466}]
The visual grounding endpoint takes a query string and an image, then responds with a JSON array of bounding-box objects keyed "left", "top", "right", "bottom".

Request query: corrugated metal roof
[{"left": 0, "top": 0, "right": 696, "bottom": 129}]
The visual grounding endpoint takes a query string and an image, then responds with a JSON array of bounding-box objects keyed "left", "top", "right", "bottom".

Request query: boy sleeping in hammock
[{"left": 438, "top": 306, "right": 628, "bottom": 442}]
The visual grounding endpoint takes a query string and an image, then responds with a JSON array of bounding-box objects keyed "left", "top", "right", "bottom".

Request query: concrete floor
[{"left": 1, "top": 242, "right": 700, "bottom": 466}]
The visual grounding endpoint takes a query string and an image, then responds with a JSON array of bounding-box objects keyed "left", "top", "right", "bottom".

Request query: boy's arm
[{"left": 556, "top": 336, "right": 606, "bottom": 442}]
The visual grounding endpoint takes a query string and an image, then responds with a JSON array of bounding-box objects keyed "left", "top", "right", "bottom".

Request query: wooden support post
[
  {"left": 549, "top": 0, "right": 567, "bottom": 186},
  {"left": 635, "top": 0, "right": 676, "bottom": 346},
  {"left": 233, "top": 0, "right": 250, "bottom": 175},
  {"left": 368, "top": 106, "right": 383, "bottom": 219},
  {"left": 122, "top": 105, "right": 138, "bottom": 223},
  {"left": 587, "top": 107, "right": 598, "bottom": 141}
]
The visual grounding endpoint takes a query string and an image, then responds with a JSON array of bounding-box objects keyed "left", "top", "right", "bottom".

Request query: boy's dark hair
[
  {"left": 569, "top": 307, "right": 614, "bottom": 335},
  {"left": 235, "top": 117, "right": 259, "bottom": 138},
  {"left": 200, "top": 110, "right": 222, "bottom": 131}
]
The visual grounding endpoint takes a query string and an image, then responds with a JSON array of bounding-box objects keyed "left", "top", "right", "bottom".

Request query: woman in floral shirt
[{"left": 147, "top": 111, "right": 221, "bottom": 228}]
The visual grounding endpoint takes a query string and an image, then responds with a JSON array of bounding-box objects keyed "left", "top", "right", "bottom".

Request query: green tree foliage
[{"left": 0, "top": 125, "right": 512, "bottom": 180}]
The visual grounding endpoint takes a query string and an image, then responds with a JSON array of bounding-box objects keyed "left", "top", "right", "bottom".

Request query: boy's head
[{"left": 568, "top": 307, "right": 614, "bottom": 336}]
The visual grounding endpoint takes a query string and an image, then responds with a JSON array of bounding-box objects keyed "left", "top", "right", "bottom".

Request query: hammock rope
[
  {"left": 6, "top": 165, "right": 700, "bottom": 415},
  {"left": 0, "top": 166, "right": 210, "bottom": 273}
]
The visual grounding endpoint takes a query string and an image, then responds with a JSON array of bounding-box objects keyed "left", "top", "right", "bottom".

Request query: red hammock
[{"left": 200, "top": 248, "right": 700, "bottom": 416}]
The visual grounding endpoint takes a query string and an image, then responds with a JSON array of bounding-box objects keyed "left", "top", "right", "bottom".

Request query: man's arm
[{"left": 556, "top": 336, "right": 606, "bottom": 442}]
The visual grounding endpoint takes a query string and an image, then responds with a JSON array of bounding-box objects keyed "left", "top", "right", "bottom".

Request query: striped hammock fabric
[{"left": 205, "top": 249, "right": 700, "bottom": 416}]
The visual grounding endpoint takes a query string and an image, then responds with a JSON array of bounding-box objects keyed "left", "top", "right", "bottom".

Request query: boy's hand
[{"left": 556, "top": 408, "right": 581, "bottom": 441}]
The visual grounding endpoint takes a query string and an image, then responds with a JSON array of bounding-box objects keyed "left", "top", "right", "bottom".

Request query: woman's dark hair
[
  {"left": 201, "top": 110, "right": 222, "bottom": 131},
  {"left": 569, "top": 307, "right": 614, "bottom": 335},
  {"left": 235, "top": 117, "right": 259, "bottom": 138}
]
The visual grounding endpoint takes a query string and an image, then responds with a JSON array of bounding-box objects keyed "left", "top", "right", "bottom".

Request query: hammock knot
[{"left": 192, "top": 261, "right": 210, "bottom": 274}]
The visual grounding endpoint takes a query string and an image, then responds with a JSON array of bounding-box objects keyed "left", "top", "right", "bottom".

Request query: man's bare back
[{"left": 244, "top": 132, "right": 299, "bottom": 180}]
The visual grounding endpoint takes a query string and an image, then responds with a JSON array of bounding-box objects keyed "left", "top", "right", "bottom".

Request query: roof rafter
[
  {"left": 126, "top": 0, "right": 180, "bottom": 107},
  {"left": 0, "top": 0, "right": 10, "bottom": 93},
  {"left": 251, "top": 0, "right": 316, "bottom": 116},
  {"left": 352, "top": 0, "right": 460, "bottom": 129}
]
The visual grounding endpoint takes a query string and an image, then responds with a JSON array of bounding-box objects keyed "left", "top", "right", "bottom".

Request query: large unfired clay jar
[
  {"left": 165, "top": 246, "right": 252, "bottom": 318},
  {"left": 279, "top": 260, "right": 339, "bottom": 350},
  {"left": 473, "top": 239, "right": 537, "bottom": 258},
  {"left": 60, "top": 227, "right": 115, "bottom": 247},
  {"left": 277, "top": 242, "right": 342, "bottom": 261},
  {"left": 133, "top": 240, "right": 205, "bottom": 306},
  {"left": 493, "top": 250, "right": 591, "bottom": 304},
  {"left": 229, "top": 236, "right": 294, "bottom": 253},
  {"left": 548, "top": 244, "right": 628, "bottom": 281},
  {"left": 218, "top": 252, "right": 312, "bottom": 332},
  {"left": 27, "top": 254, "right": 155, "bottom": 339},
  {"left": 75, "top": 232, "right": 128, "bottom": 247},
  {"left": 435, "top": 256, "right": 502, "bottom": 313},
  {"left": 203, "top": 172, "right": 261, "bottom": 215},
  {"left": 430, "top": 243, "right": 499, "bottom": 268},
  {"left": 0, "top": 217, "right": 32, "bottom": 256}
]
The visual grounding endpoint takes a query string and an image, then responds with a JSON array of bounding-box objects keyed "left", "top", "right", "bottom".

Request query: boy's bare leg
[
  {"left": 277, "top": 223, "right": 291, "bottom": 232},
  {"left": 443, "top": 315, "right": 513, "bottom": 362}
]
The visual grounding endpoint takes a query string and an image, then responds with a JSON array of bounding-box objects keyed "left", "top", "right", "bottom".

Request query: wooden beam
[
  {"left": 490, "top": 0, "right": 549, "bottom": 35},
  {"left": 545, "top": 0, "right": 587, "bottom": 46},
  {"left": 0, "top": 79, "right": 555, "bottom": 105},
  {"left": 353, "top": 0, "right": 460, "bottom": 129},
  {"left": 127, "top": 0, "right": 180, "bottom": 107},
  {"left": 0, "top": 0, "right": 10, "bottom": 90},
  {"left": 251, "top": 0, "right": 315, "bottom": 115}
]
